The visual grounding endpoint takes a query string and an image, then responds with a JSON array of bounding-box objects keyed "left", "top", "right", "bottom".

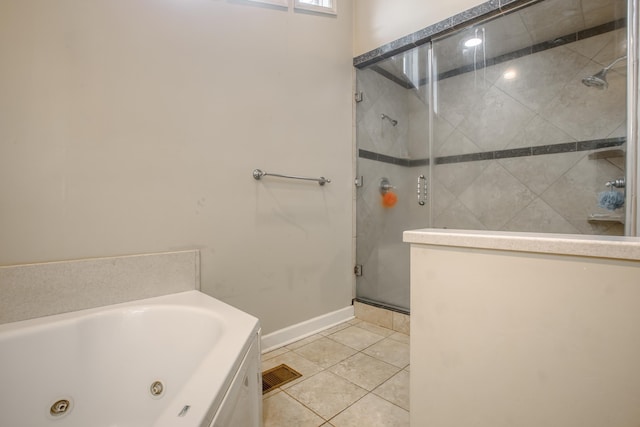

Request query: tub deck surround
[
  {"left": 0, "top": 250, "right": 200, "bottom": 324},
  {"left": 0, "top": 290, "right": 261, "bottom": 427},
  {"left": 403, "top": 228, "right": 640, "bottom": 260}
]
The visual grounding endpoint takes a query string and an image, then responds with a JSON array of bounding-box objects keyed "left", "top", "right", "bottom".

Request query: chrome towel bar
[{"left": 252, "top": 169, "right": 331, "bottom": 186}]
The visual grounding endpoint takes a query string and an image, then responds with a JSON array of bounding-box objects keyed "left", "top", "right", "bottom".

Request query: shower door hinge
[
  {"left": 355, "top": 176, "right": 363, "bottom": 187},
  {"left": 354, "top": 264, "right": 363, "bottom": 276},
  {"left": 354, "top": 92, "right": 364, "bottom": 103}
]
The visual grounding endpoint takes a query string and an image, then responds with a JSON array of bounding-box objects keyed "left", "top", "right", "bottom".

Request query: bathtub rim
[{"left": 0, "top": 290, "right": 261, "bottom": 427}]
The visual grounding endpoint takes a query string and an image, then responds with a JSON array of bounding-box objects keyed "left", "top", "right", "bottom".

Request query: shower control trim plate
[
  {"left": 417, "top": 175, "right": 427, "bottom": 206},
  {"left": 379, "top": 177, "right": 395, "bottom": 194}
]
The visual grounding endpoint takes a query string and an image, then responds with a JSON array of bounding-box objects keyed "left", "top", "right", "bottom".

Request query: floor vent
[{"left": 262, "top": 364, "right": 302, "bottom": 394}]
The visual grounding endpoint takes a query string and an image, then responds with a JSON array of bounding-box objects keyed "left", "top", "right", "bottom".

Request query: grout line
[
  {"left": 370, "top": 369, "right": 411, "bottom": 409},
  {"left": 325, "top": 392, "right": 371, "bottom": 424},
  {"left": 263, "top": 321, "right": 410, "bottom": 424},
  {"left": 280, "top": 386, "right": 331, "bottom": 422}
]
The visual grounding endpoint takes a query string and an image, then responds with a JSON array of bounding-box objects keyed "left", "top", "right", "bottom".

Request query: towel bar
[{"left": 252, "top": 169, "right": 331, "bottom": 186}]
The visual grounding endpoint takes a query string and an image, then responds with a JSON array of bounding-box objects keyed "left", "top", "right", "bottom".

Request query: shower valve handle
[{"left": 606, "top": 178, "right": 626, "bottom": 188}]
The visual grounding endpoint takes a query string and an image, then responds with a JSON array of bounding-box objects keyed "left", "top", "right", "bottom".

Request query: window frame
[
  {"left": 294, "top": 0, "right": 337, "bottom": 15},
  {"left": 248, "top": 0, "right": 288, "bottom": 7}
]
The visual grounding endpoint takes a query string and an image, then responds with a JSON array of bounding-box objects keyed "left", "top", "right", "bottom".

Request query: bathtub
[{"left": 0, "top": 290, "right": 262, "bottom": 427}]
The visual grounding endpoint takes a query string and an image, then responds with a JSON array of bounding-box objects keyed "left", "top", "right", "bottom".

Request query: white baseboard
[{"left": 261, "top": 306, "right": 354, "bottom": 353}]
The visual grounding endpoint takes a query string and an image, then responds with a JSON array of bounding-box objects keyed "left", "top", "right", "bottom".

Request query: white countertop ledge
[{"left": 403, "top": 229, "right": 640, "bottom": 261}]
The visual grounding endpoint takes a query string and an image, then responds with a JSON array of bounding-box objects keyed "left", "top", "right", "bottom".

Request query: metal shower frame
[{"left": 628, "top": 0, "right": 639, "bottom": 236}]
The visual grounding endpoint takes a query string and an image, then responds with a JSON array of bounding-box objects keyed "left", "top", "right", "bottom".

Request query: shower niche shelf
[
  {"left": 588, "top": 148, "right": 625, "bottom": 160},
  {"left": 588, "top": 213, "right": 625, "bottom": 224}
]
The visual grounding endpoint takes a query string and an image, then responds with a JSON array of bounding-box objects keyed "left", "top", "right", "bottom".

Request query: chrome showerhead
[
  {"left": 582, "top": 69, "right": 609, "bottom": 89},
  {"left": 582, "top": 55, "right": 626, "bottom": 90}
]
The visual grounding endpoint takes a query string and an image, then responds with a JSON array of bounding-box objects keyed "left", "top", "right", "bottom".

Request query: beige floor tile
[
  {"left": 262, "top": 387, "right": 281, "bottom": 399},
  {"left": 261, "top": 350, "right": 324, "bottom": 390},
  {"left": 262, "top": 347, "right": 289, "bottom": 361},
  {"left": 388, "top": 331, "right": 410, "bottom": 345},
  {"left": 355, "top": 321, "right": 394, "bottom": 338},
  {"left": 286, "top": 333, "right": 323, "bottom": 350},
  {"left": 329, "top": 393, "right": 409, "bottom": 427},
  {"left": 319, "top": 322, "right": 351, "bottom": 336},
  {"left": 293, "top": 337, "right": 358, "bottom": 368},
  {"left": 263, "top": 391, "right": 325, "bottom": 427},
  {"left": 327, "top": 325, "right": 385, "bottom": 351},
  {"left": 362, "top": 337, "right": 410, "bottom": 368},
  {"left": 373, "top": 370, "right": 410, "bottom": 410},
  {"left": 286, "top": 371, "right": 368, "bottom": 419},
  {"left": 328, "top": 352, "right": 400, "bottom": 391},
  {"left": 262, "top": 320, "right": 411, "bottom": 426}
]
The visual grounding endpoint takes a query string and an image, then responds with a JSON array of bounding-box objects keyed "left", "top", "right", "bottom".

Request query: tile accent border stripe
[
  {"left": 359, "top": 137, "right": 625, "bottom": 167},
  {"left": 359, "top": 149, "right": 412, "bottom": 166},
  {"left": 370, "top": 65, "right": 414, "bottom": 89}
]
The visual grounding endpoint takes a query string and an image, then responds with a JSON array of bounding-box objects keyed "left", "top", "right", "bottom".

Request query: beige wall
[
  {"left": 410, "top": 244, "right": 640, "bottom": 426},
  {"left": 0, "top": 0, "right": 354, "bottom": 334},
  {"left": 354, "top": 0, "right": 484, "bottom": 55}
]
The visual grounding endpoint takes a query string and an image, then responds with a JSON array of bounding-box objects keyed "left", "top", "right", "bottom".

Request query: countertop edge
[{"left": 403, "top": 229, "right": 640, "bottom": 261}]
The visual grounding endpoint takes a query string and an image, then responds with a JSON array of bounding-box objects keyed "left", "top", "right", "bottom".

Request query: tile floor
[{"left": 262, "top": 318, "right": 410, "bottom": 427}]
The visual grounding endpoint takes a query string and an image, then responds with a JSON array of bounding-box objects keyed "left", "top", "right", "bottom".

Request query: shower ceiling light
[
  {"left": 503, "top": 69, "right": 517, "bottom": 80},
  {"left": 464, "top": 38, "right": 482, "bottom": 48}
]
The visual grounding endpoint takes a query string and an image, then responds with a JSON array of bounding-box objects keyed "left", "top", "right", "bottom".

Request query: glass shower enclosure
[{"left": 355, "top": 0, "right": 631, "bottom": 312}]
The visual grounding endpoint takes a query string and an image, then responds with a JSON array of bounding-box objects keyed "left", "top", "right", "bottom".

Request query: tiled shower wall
[
  {"left": 355, "top": 27, "right": 627, "bottom": 309},
  {"left": 431, "top": 28, "right": 626, "bottom": 235},
  {"left": 357, "top": 28, "right": 627, "bottom": 241}
]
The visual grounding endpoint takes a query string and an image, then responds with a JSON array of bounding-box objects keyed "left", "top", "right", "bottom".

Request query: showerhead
[
  {"left": 581, "top": 55, "right": 626, "bottom": 90},
  {"left": 582, "top": 69, "right": 609, "bottom": 89},
  {"left": 381, "top": 113, "right": 398, "bottom": 126}
]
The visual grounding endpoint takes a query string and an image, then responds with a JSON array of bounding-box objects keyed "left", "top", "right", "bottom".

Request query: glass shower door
[
  {"left": 354, "top": 44, "right": 431, "bottom": 312},
  {"left": 354, "top": 0, "right": 633, "bottom": 312},
  {"left": 430, "top": 0, "right": 628, "bottom": 235}
]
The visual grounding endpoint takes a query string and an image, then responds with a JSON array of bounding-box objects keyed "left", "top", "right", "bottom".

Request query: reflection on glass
[{"left": 431, "top": 0, "right": 627, "bottom": 236}]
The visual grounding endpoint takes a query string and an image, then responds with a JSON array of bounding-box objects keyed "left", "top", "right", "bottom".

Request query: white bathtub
[{"left": 0, "top": 290, "right": 262, "bottom": 427}]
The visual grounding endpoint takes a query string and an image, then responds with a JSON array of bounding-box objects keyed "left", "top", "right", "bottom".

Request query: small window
[
  {"left": 248, "top": 0, "right": 288, "bottom": 6},
  {"left": 294, "top": 0, "right": 337, "bottom": 15}
]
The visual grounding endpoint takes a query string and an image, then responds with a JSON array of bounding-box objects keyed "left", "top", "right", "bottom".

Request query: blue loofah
[{"left": 598, "top": 191, "right": 625, "bottom": 210}]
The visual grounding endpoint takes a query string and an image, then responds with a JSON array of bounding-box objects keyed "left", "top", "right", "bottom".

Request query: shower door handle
[{"left": 417, "top": 175, "right": 427, "bottom": 206}]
